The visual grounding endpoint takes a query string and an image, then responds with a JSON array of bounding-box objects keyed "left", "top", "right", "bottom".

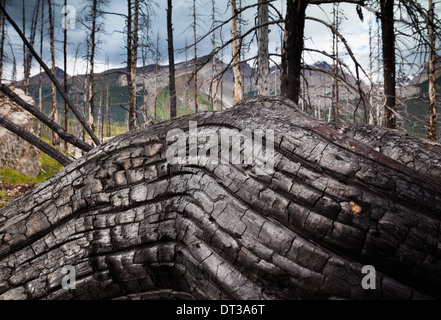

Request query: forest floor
[
  {"left": 0, "top": 151, "right": 64, "bottom": 209},
  {"left": 0, "top": 181, "right": 36, "bottom": 209}
]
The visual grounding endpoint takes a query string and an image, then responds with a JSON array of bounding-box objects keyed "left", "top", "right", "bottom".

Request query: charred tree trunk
[
  {"left": 231, "top": 0, "right": 242, "bottom": 103},
  {"left": 193, "top": 0, "right": 199, "bottom": 113},
  {"left": 88, "top": 0, "right": 98, "bottom": 134},
  {"left": 380, "top": 0, "right": 396, "bottom": 129},
  {"left": 331, "top": 3, "right": 339, "bottom": 123},
  {"left": 24, "top": 0, "right": 40, "bottom": 96},
  {"left": 428, "top": 0, "right": 437, "bottom": 141},
  {"left": 211, "top": 0, "right": 217, "bottom": 111},
  {"left": 47, "top": 0, "right": 59, "bottom": 146},
  {"left": 22, "top": 0, "right": 26, "bottom": 94},
  {"left": 64, "top": 0, "right": 69, "bottom": 153},
  {"left": 154, "top": 32, "right": 159, "bottom": 121},
  {"left": 38, "top": 0, "right": 44, "bottom": 137},
  {"left": 0, "top": 0, "right": 5, "bottom": 84},
  {"left": 257, "top": 0, "right": 269, "bottom": 96},
  {"left": 167, "top": 0, "right": 177, "bottom": 119},
  {"left": 280, "top": 0, "right": 307, "bottom": 105},
  {"left": 1, "top": 96, "right": 441, "bottom": 300},
  {"left": 127, "top": 0, "right": 139, "bottom": 131}
]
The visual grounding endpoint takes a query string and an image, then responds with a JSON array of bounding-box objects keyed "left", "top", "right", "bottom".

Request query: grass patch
[
  {"left": 0, "top": 190, "right": 12, "bottom": 208},
  {"left": 0, "top": 149, "right": 64, "bottom": 186},
  {"left": 0, "top": 150, "right": 65, "bottom": 209},
  {"left": 0, "top": 167, "right": 37, "bottom": 185},
  {"left": 38, "top": 152, "right": 65, "bottom": 183}
]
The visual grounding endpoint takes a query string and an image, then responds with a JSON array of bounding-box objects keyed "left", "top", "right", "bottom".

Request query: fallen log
[{"left": 0, "top": 96, "right": 440, "bottom": 300}]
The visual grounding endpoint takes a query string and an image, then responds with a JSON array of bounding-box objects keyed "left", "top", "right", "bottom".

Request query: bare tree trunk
[
  {"left": 106, "top": 81, "right": 110, "bottom": 138},
  {"left": 331, "top": 3, "right": 339, "bottom": 123},
  {"left": 167, "top": 0, "right": 177, "bottom": 119},
  {"left": 88, "top": 0, "right": 97, "bottom": 134},
  {"left": 280, "top": 0, "right": 307, "bottom": 105},
  {"left": 380, "top": 0, "right": 396, "bottom": 129},
  {"left": 184, "top": 37, "right": 190, "bottom": 114},
  {"left": 193, "top": 0, "right": 199, "bottom": 113},
  {"left": 97, "top": 85, "right": 103, "bottom": 142},
  {"left": 24, "top": 1, "right": 40, "bottom": 96},
  {"left": 1, "top": 96, "right": 441, "bottom": 300},
  {"left": 38, "top": 0, "right": 44, "bottom": 138},
  {"left": 22, "top": 0, "right": 27, "bottom": 94},
  {"left": 376, "top": 18, "right": 382, "bottom": 127},
  {"left": 428, "top": 0, "right": 437, "bottom": 141},
  {"left": 220, "top": 46, "right": 224, "bottom": 110},
  {"left": 238, "top": 0, "right": 245, "bottom": 96},
  {"left": 64, "top": 0, "right": 69, "bottom": 153},
  {"left": 47, "top": 0, "right": 59, "bottom": 146},
  {"left": 131, "top": 0, "right": 139, "bottom": 128},
  {"left": 369, "top": 21, "right": 375, "bottom": 126},
  {"left": 141, "top": 47, "right": 147, "bottom": 124},
  {"left": 211, "top": 0, "right": 217, "bottom": 111},
  {"left": 0, "top": 0, "right": 6, "bottom": 84},
  {"left": 83, "top": 55, "right": 89, "bottom": 143},
  {"left": 154, "top": 32, "right": 159, "bottom": 121},
  {"left": 231, "top": 0, "right": 242, "bottom": 103},
  {"left": 126, "top": 0, "right": 138, "bottom": 131},
  {"left": 10, "top": 45, "right": 16, "bottom": 86},
  {"left": 257, "top": 0, "right": 269, "bottom": 96}
]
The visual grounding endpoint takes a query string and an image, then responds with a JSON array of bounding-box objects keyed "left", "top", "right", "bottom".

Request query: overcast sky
[{"left": 1, "top": 0, "right": 385, "bottom": 82}]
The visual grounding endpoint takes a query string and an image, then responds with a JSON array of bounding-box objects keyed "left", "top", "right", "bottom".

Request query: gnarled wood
[{"left": 0, "top": 96, "right": 440, "bottom": 300}]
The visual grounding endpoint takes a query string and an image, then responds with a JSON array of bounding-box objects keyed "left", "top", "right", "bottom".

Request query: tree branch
[
  {"left": 0, "top": 84, "right": 93, "bottom": 153},
  {"left": 0, "top": 115, "right": 72, "bottom": 167}
]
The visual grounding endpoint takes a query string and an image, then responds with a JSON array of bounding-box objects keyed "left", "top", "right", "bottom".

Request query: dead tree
[
  {"left": 231, "top": 0, "right": 242, "bottom": 103},
  {"left": 0, "top": 0, "right": 5, "bottom": 84},
  {"left": 280, "top": 0, "right": 366, "bottom": 105},
  {"left": 0, "top": 96, "right": 440, "bottom": 300},
  {"left": 167, "top": 0, "right": 176, "bottom": 119},
  {"left": 0, "top": 2, "right": 101, "bottom": 146},
  {"left": 127, "top": 0, "right": 139, "bottom": 131},
  {"left": 47, "top": 0, "right": 58, "bottom": 146},
  {"left": 428, "top": 0, "right": 436, "bottom": 141},
  {"left": 211, "top": 0, "right": 217, "bottom": 111},
  {"left": 331, "top": 3, "right": 340, "bottom": 123},
  {"left": 193, "top": 0, "right": 199, "bottom": 113},
  {"left": 63, "top": 0, "right": 69, "bottom": 152},
  {"left": 38, "top": 0, "right": 44, "bottom": 137},
  {"left": 280, "top": 0, "right": 307, "bottom": 104},
  {"left": 380, "top": 0, "right": 396, "bottom": 129},
  {"left": 23, "top": 0, "right": 40, "bottom": 96},
  {"left": 88, "top": 0, "right": 98, "bottom": 133},
  {"left": 154, "top": 32, "right": 159, "bottom": 121},
  {"left": 257, "top": 0, "right": 269, "bottom": 96},
  {"left": 22, "top": 0, "right": 26, "bottom": 93}
]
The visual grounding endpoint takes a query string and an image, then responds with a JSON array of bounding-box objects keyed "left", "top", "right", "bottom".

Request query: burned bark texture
[
  {"left": 1, "top": 96, "right": 441, "bottom": 300},
  {"left": 281, "top": 0, "right": 307, "bottom": 105}
]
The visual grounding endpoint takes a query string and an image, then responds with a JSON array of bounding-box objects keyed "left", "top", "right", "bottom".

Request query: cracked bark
[{"left": 1, "top": 96, "right": 441, "bottom": 300}]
